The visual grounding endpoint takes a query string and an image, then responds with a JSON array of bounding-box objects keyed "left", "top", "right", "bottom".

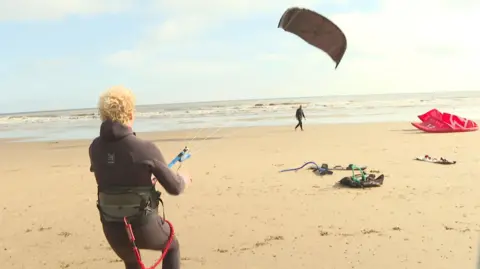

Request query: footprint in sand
[
  {"left": 58, "top": 231, "right": 72, "bottom": 237},
  {"left": 38, "top": 226, "right": 52, "bottom": 232},
  {"left": 236, "top": 235, "right": 285, "bottom": 252},
  {"left": 181, "top": 257, "right": 206, "bottom": 265},
  {"left": 317, "top": 225, "right": 403, "bottom": 236}
]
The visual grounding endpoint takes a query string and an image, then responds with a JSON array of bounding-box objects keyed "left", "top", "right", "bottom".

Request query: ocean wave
[{"left": 2, "top": 94, "right": 480, "bottom": 125}]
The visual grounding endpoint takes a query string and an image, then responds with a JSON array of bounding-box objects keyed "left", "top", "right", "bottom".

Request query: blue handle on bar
[{"left": 167, "top": 147, "right": 191, "bottom": 168}]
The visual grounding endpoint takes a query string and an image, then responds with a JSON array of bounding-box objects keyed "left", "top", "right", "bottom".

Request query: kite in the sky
[{"left": 278, "top": 7, "right": 347, "bottom": 68}]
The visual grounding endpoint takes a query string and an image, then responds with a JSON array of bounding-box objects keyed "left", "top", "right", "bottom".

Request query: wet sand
[{"left": 1, "top": 122, "right": 479, "bottom": 269}]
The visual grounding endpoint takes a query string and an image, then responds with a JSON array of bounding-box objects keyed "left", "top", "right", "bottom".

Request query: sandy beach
[{"left": 1, "top": 121, "right": 479, "bottom": 269}]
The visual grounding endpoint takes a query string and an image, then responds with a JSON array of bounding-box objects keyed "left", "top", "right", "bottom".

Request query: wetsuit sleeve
[
  {"left": 145, "top": 142, "right": 185, "bottom": 195},
  {"left": 88, "top": 141, "right": 94, "bottom": 172},
  {"left": 302, "top": 111, "right": 306, "bottom": 119}
]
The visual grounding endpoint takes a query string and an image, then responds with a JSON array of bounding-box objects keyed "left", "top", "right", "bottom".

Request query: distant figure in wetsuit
[
  {"left": 89, "top": 86, "right": 191, "bottom": 269},
  {"left": 295, "top": 105, "right": 306, "bottom": 131}
]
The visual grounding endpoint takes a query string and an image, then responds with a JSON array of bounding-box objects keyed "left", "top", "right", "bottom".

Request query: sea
[{"left": 1, "top": 91, "right": 480, "bottom": 142}]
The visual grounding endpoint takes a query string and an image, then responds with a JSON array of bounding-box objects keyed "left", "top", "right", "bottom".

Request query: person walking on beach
[
  {"left": 295, "top": 105, "right": 306, "bottom": 131},
  {"left": 89, "top": 86, "right": 191, "bottom": 269}
]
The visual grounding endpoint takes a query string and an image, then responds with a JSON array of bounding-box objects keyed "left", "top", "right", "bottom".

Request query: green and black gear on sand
[
  {"left": 280, "top": 162, "right": 385, "bottom": 188},
  {"left": 316, "top": 164, "right": 385, "bottom": 188}
]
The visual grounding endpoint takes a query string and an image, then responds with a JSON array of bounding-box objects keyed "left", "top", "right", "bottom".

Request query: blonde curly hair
[{"left": 98, "top": 86, "right": 136, "bottom": 125}]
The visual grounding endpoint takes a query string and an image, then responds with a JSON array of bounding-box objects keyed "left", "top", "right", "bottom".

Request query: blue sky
[{"left": 1, "top": 0, "right": 479, "bottom": 113}]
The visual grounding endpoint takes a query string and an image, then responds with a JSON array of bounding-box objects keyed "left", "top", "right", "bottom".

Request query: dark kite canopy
[{"left": 278, "top": 7, "right": 347, "bottom": 68}]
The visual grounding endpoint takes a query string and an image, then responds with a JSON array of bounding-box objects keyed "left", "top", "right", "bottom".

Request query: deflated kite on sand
[{"left": 412, "top": 108, "right": 478, "bottom": 133}]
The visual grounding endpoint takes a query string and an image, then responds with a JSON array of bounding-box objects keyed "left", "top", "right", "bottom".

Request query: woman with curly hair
[{"left": 89, "top": 86, "right": 191, "bottom": 269}]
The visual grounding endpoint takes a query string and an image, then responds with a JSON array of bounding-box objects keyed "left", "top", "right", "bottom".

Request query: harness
[
  {"left": 96, "top": 147, "right": 191, "bottom": 269},
  {"left": 97, "top": 186, "right": 165, "bottom": 223}
]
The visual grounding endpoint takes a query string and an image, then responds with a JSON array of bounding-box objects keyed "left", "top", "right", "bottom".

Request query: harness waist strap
[{"left": 97, "top": 187, "right": 161, "bottom": 222}]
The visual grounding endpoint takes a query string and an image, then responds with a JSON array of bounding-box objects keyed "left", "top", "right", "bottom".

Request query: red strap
[{"left": 124, "top": 217, "right": 175, "bottom": 269}]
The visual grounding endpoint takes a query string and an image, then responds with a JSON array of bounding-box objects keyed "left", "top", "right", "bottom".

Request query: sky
[{"left": 0, "top": 0, "right": 479, "bottom": 113}]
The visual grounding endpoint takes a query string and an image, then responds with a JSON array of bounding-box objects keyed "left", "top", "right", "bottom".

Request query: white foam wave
[{"left": 2, "top": 94, "right": 480, "bottom": 125}]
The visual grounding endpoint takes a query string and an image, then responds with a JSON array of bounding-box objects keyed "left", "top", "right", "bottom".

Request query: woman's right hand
[{"left": 179, "top": 172, "right": 192, "bottom": 187}]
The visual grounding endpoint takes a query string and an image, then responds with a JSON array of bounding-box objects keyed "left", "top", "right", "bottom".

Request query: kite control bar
[{"left": 167, "top": 146, "right": 191, "bottom": 168}]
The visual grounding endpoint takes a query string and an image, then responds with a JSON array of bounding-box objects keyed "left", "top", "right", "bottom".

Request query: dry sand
[{"left": 1, "top": 122, "right": 479, "bottom": 269}]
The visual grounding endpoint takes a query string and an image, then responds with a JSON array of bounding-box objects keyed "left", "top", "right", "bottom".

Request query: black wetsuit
[
  {"left": 89, "top": 120, "right": 185, "bottom": 269},
  {"left": 295, "top": 108, "right": 305, "bottom": 131}
]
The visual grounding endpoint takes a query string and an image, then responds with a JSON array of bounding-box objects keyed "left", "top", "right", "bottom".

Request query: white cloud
[
  {"left": 0, "top": 0, "right": 134, "bottom": 21},
  {"left": 340, "top": 0, "right": 480, "bottom": 55},
  {"left": 102, "top": 0, "right": 339, "bottom": 64},
  {"left": 144, "top": 0, "right": 340, "bottom": 44},
  {"left": 327, "top": 0, "right": 480, "bottom": 92},
  {"left": 103, "top": 0, "right": 480, "bottom": 101},
  {"left": 153, "top": 0, "right": 320, "bottom": 17},
  {"left": 104, "top": 49, "right": 146, "bottom": 69}
]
